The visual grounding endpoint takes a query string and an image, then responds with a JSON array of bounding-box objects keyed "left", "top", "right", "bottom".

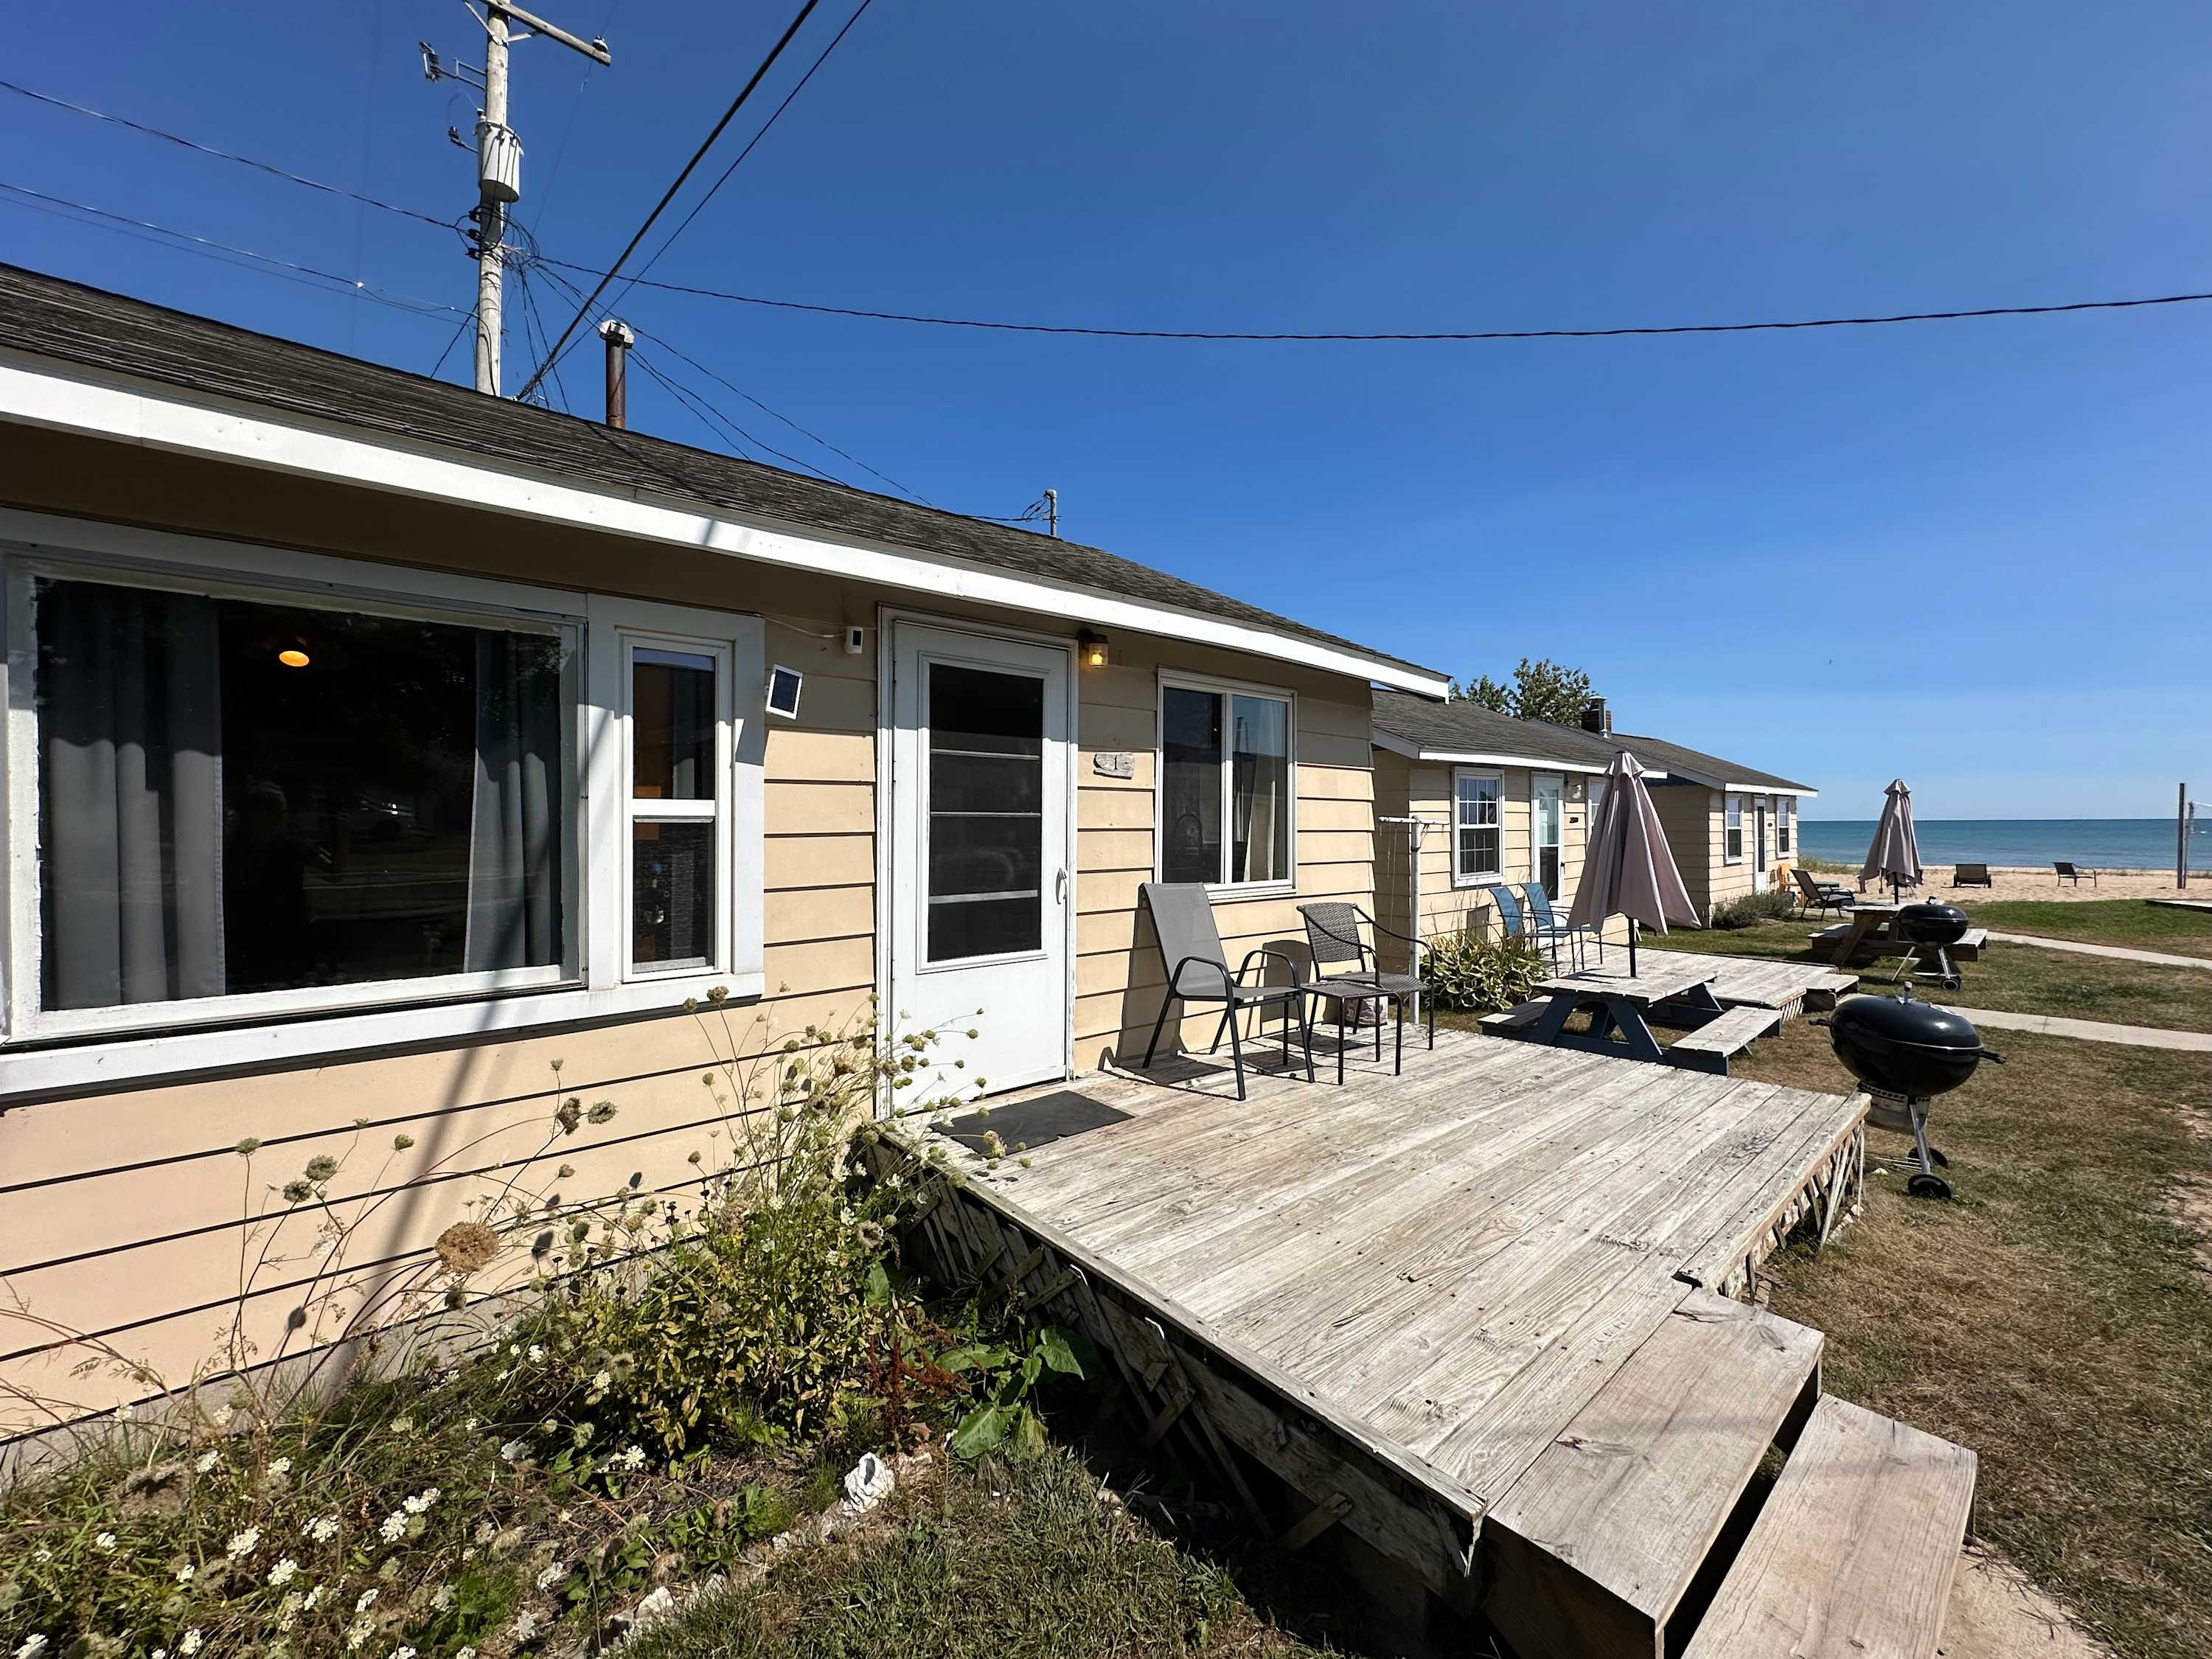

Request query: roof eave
[{"left": 0, "top": 350, "right": 1453, "bottom": 698}]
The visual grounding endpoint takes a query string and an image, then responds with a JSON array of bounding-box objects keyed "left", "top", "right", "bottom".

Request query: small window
[
  {"left": 1777, "top": 797, "right": 1793, "bottom": 855},
  {"left": 1158, "top": 678, "right": 1293, "bottom": 888},
  {"left": 625, "top": 641, "right": 728, "bottom": 975},
  {"left": 1724, "top": 793, "right": 1745, "bottom": 863},
  {"left": 1454, "top": 771, "right": 1502, "bottom": 883}
]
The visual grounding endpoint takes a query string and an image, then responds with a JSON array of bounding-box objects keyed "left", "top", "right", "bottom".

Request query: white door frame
[
  {"left": 874, "top": 605, "right": 1078, "bottom": 1107},
  {"left": 1753, "top": 794, "right": 1770, "bottom": 884},
  {"left": 1532, "top": 773, "right": 1565, "bottom": 898}
]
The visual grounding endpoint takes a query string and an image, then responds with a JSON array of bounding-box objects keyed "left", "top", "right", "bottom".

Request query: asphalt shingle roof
[
  {"left": 0, "top": 264, "right": 1443, "bottom": 684},
  {"left": 1610, "top": 732, "right": 1814, "bottom": 793},
  {"left": 1371, "top": 689, "right": 1626, "bottom": 768}
]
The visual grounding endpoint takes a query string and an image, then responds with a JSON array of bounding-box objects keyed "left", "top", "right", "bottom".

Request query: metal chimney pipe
[{"left": 598, "top": 318, "right": 635, "bottom": 428}]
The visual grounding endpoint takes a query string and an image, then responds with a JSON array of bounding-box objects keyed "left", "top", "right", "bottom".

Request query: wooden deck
[{"left": 877, "top": 1029, "right": 1869, "bottom": 1618}]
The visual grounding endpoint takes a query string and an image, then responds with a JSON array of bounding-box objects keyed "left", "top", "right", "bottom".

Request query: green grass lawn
[
  {"left": 1957, "top": 898, "right": 2212, "bottom": 959},
  {"left": 1650, "top": 917, "right": 2212, "bottom": 1033},
  {"left": 1723, "top": 1019, "right": 2212, "bottom": 1659},
  {"left": 624, "top": 1443, "right": 1334, "bottom": 1659}
]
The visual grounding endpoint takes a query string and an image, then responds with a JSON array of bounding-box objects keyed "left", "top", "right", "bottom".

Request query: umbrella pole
[{"left": 1628, "top": 923, "right": 1637, "bottom": 978}]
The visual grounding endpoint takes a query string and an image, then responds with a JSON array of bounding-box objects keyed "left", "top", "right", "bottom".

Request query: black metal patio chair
[
  {"left": 1298, "top": 901, "right": 1435, "bottom": 1083},
  {"left": 1138, "top": 883, "right": 1315, "bottom": 1100}
]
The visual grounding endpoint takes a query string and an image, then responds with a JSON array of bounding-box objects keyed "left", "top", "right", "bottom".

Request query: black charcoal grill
[
  {"left": 1893, "top": 899, "right": 1972, "bottom": 991},
  {"left": 1814, "top": 991, "right": 2003, "bottom": 1200}
]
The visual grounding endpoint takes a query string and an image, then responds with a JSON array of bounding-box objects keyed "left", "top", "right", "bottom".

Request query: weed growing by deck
[{"left": 1731, "top": 1020, "right": 2212, "bottom": 1659}]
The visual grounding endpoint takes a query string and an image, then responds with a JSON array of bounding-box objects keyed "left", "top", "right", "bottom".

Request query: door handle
[{"left": 1055, "top": 867, "right": 1069, "bottom": 906}]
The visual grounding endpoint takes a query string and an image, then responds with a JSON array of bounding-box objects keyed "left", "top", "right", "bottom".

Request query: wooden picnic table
[
  {"left": 1820, "top": 900, "right": 1904, "bottom": 966},
  {"left": 1525, "top": 958, "right": 1726, "bottom": 1066}
]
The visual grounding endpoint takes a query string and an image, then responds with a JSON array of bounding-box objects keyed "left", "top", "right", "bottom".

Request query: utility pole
[
  {"left": 423, "top": 3, "right": 611, "bottom": 397},
  {"left": 2182, "top": 782, "right": 2193, "bottom": 890}
]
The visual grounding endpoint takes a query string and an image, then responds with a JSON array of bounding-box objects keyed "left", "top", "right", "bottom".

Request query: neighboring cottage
[
  {"left": 1370, "top": 692, "right": 1818, "bottom": 938},
  {"left": 0, "top": 264, "right": 1448, "bottom": 1427}
]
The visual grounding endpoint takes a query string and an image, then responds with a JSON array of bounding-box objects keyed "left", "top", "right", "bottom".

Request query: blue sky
[{"left": 5, "top": 1, "right": 2208, "bottom": 819}]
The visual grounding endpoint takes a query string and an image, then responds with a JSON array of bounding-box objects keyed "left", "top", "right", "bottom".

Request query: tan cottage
[{"left": 0, "top": 266, "right": 1448, "bottom": 1430}]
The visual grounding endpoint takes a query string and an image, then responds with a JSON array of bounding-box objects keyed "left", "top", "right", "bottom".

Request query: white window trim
[
  {"left": 1452, "top": 767, "right": 1503, "bottom": 888},
  {"left": 1154, "top": 669, "right": 1298, "bottom": 897},
  {"left": 1722, "top": 792, "right": 1745, "bottom": 865},
  {"left": 0, "top": 509, "right": 765, "bottom": 1102},
  {"left": 1778, "top": 795, "right": 1794, "bottom": 856}
]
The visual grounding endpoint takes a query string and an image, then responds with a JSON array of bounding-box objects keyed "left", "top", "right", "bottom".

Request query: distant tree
[{"left": 1453, "top": 658, "right": 1594, "bottom": 727}]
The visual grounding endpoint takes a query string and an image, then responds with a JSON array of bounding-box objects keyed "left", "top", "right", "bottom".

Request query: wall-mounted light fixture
[
  {"left": 276, "top": 639, "right": 311, "bottom": 669},
  {"left": 765, "top": 664, "right": 804, "bottom": 719},
  {"left": 1077, "top": 629, "right": 1109, "bottom": 669}
]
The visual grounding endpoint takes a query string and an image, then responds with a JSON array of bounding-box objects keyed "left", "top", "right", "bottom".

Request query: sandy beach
[{"left": 1808, "top": 863, "right": 2205, "bottom": 906}]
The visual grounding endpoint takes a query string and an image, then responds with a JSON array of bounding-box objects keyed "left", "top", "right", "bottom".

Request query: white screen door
[
  {"left": 1533, "top": 775, "right": 1564, "bottom": 898},
  {"left": 890, "top": 622, "right": 1071, "bottom": 1095},
  {"left": 1754, "top": 796, "right": 1770, "bottom": 881}
]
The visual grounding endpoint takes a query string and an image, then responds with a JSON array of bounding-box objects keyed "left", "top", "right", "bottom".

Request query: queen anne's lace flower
[
  {"left": 178, "top": 1635, "right": 203, "bottom": 1658},
  {"left": 175, "top": 1563, "right": 196, "bottom": 1584},
  {"left": 305, "top": 1514, "right": 340, "bottom": 1543},
  {"left": 268, "top": 1456, "right": 293, "bottom": 1477},
  {"left": 379, "top": 1511, "right": 407, "bottom": 1543},
  {"left": 226, "top": 1526, "right": 260, "bottom": 1559},
  {"left": 355, "top": 1587, "right": 379, "bottom": 1613},
  {"left": 535, "top": 1560, "right": 567, "bottom": 1590},
  {"left": 94, "top": 1531, "right": 116, "bottom": 1551},
  {"left": 268, "top": 1557, "right": 299, "bottom": 1587},
  {"left": 402, "top": 1486, "right": 439, "bottom": 1515},
  {"left": 194, "top": 1450, "right": 219, "bottom": 1474}
]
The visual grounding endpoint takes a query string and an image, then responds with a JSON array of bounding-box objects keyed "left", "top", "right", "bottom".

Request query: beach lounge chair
[
  {"left": 1793, "top": 866, "right": 1856, "bottom": 920},
  {"left": 1952, "top": 863, "right": 1994, "bottom": 888},
  {"left": 1298, "top": 902, "right": 1434, "bottom": 1083},
  {"left": 1519, "top": 881, "right": 1599, "bottom": 972},
  {"left": 1138, "top": 883, "right": 1315, "bottom": 1100},
  {"left": 2054, "top": 861, "right": 2098, "bottom": 887}
]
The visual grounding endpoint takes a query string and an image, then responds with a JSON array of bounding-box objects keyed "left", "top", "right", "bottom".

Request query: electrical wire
[
  {"left": 428, "top": 305, "right": 480, "bottom": 379},
  {"left": 515, "top": 0, "right": 826, "bottom": 403},
  {"left": 0, "top": 78, "right": 458, "bottom": 232},
  {"left": 531, "top": 265, "right": 2212, "bottom": 341},
  {"left": 529, "top": 256, "right": 928, "bottom": 501},
  {"left": 11, "top": 78, "right": 2211, "bottom": 349},
  {"left": 618, "top": 0, "right": 877, "bottom": 298},
  {"left": 0, "top": 181, "right": 465, "bottom": 321}
]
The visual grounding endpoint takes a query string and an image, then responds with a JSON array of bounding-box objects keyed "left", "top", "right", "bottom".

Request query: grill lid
[
  {"left": 1826, "top": 992, "right": 1983, "bottom": 1053},
  {"left": 1896, "top": 900, "right": 1971, "bottom": 945}
]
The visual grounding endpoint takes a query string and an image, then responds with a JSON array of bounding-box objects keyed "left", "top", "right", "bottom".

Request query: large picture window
[
  {"left": 4, "top": 524, "right": 766, "bottom": 1060},
  {"left": 27, "top": 572, "right": 573, "bottom": 1020},
  {"left": 1158, "top": 676, "right": 1292, "bottom": 889},
  {"left": 1453, "top": 771, "right": 1502, "bottom": 883}
]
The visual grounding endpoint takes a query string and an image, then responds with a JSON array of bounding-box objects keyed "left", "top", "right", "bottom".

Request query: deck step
[
  {"left": 1484, "top": 1290, "right": 1823, "bottom": 1659},
  {"left": 1666, "top": 1007, "right": 1781, "bottom": 1074},
  {"left": 1681, "top": 1394, "right": 1977, "bottom": 1659},
  {"left": 1479, "top": 998, "right": 1551, "bottom": 1036},
  {"left": 1802, "top": 971, "right": 1859, "bottom": 1011}
]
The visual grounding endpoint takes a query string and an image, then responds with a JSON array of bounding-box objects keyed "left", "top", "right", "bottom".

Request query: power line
[
  {"left": 0, "top": 78, "right": 458, "bottom": 232},
  {"left": 529, "top": 266, "right": 2212, "bottom": 342},
  {"left": 618, "top": 0, "right": 877, "bottom": 299},
  {"left": 12, "top": 77, "right": 2211, "bottom": 350},
  {"left": 529, "top": 254, "right": 928, "bottom": 501},
  {"left": 0, "top": 181, "right": 465, "bottom": 321},
  {"left": 515, "top": 0, "right": 826, "bottom": 403}
]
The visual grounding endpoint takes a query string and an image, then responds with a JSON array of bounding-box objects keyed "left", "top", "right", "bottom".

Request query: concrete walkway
[
  {"left": 1986, "top": 931, "right": 2212, "bottom": 971},
  {"left": 1941, "top": 1004, "right": 2212, "bottom": 1052}
]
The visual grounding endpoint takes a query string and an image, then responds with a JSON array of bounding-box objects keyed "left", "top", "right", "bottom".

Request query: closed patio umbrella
[
  {"left": 1566, "top": 749, "right": 1699, "bottom": 976},
  {"left": 1861, "top": 779, "right": 1923, "bottom": 903}
]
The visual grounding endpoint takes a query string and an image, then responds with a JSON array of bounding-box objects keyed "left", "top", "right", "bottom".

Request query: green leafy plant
[
  {"left": 1422, "top": 931, "right": 1548, "bottom": 1013},
  {"left": 1710, "top": 889, "right": 1796, "bottom": 930},
  {"left": 941, "top": 1326, "right": 1093, "bottom": 1462}
]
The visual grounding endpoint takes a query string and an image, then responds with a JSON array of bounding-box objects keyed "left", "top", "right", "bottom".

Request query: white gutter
[{"left": 0, "top": 354, "right": 1453, "bottom": 698}]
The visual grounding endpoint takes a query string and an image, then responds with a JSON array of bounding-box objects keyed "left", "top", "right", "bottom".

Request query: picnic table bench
[{"left": 1516, "top": 959, "right": 1773, "bottom": 1074}]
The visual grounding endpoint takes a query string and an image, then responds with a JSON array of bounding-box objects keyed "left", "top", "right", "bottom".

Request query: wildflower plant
[{"left": 0, "top": 997, "right": 969, "bottom": 1658}]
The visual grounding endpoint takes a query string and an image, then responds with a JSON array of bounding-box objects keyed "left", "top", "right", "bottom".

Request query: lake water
[{"left": 1798, "top": 817, "right": 2205, "bottom": 872}]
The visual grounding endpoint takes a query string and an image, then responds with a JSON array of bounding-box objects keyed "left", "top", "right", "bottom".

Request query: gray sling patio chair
[
  {"left": 1138, "top": 883, "right": 1315, "bottom": 1100},
  {"left": 1298, "top": 901, "right": 1435, "bottom": 1084}
]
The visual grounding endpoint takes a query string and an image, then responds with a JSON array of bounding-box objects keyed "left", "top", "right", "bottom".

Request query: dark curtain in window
[
  {"left": 465, "top": 632, "right": 565, "bottom": 971},
  {"left": 39, "top": 585, "right": 226, "bottom": 1009}
]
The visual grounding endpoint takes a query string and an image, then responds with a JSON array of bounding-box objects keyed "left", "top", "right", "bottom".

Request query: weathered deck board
[
  {"left": 1486, "top": 1290, "right": 1825, "bottom": 1659},
  {"left": 1582, "top": 947, "right": 1858, "bottom": 1015},
  {"left": 911, "top": 1029, "right": 1866, "bottom": 1536},
  {"left": 1683, "top": 1395, "right": 1977, "bottom": 1659}
]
